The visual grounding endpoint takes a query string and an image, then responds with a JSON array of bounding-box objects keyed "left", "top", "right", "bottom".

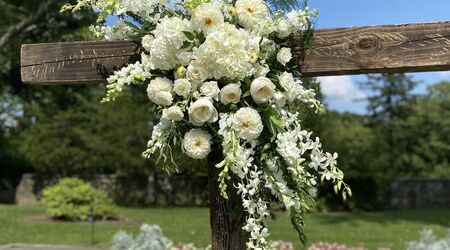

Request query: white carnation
[
  {"left": 235, "top": 0, "right": 269, "bottom": 29},
  {"left": 250, "top": 76, "right": 276, "bottom": 103},
  {"left": 174, "top": 79, "right": 192, "bottom": 98},
  {"left": 220, "top": 83, "right": 242, "bottom": 104},
  {"left": 188, "top": 98, "right": 219, "bottom": 126},
  {"left": 191, "top": 3, "right": 224, "bottom": 34},
  {"left": 183, "top": 128, "right": 212, "bottom": 159},
  {"left": 231, "top": 107, "right": 263, "bottom": 140},
  {"left": 146, "top": 77, "right": 173, "bottom": 106},
  {"left": 162, "top": 106, "right": 184, "bottom": 121},
  {"left": 276, "top": 47, "right": 292, "bottom": 66},
  {"left": 200, "top": 81, "right": 220, "bottom": 100}
]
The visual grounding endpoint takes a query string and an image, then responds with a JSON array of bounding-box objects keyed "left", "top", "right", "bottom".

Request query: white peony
[
  {"left": 186, "top": 63, "right": 208, "bottom": 84},
  {"left": 162, "top": 106, "right": 184, "bottom": 121},
  {"left": 250, "top": 76, "right": 276, "bottom": 103},
  {"left": 220, "top": 83, "right": 242, "bottom": 104},
  {"left": 174, "top": 79, "right": 192, "bottom": 97},
  {"left": 182, "top": 128, "right": 212, "bottom": 159},
  {"left": 191, "top": 3, "right": 224, "bottom": 34},
  {"left": 231, "top": 107, "right": 264, "bottom": 140},
  {"left": 188, "top": 98, "right": 218, "bottom": 126},
  {"left": 235, "top": 0, "right": 269, "bottom": 29},
  {"left": 277, "top": 47, "right": 292, "bottom": 66},
  {"left": 200, "top": 81, "right": 220, "bottom": 100},
  {"left": 147, "top": 77, "right": 173, "bottom": 106}
]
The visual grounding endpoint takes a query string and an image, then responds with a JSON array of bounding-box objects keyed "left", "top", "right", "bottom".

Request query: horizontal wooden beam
[{"left": 21, "top": 21, "right": 450, "bottom": 85}]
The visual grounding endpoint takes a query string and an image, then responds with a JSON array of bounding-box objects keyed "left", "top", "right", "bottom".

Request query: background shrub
[{"left": 41, "top": 177, "right": 118, "bottom": 221}]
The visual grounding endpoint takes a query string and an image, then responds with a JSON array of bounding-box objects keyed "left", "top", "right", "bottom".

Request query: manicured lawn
[{"left": 0, "top": 205, "right": 449, "bottom": 250}]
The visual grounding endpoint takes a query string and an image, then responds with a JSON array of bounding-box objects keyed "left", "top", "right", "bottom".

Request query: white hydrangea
[
  {"left": 188, "top": 98, "right": 219, "bottom": 126},
  {"left": 147, "top": 16, "right": 192, "bottom": 70},
  {"left": 235, "top": 0, "right": 269, "bottom": 29},
  {"left": 182, "top": 128, "right": 212, "bottom": 159},
  {"left": 231, "top": 107, "right": 264, "bottom": 140},
  {"left": 147, "top": 77, "right": 173, "bottom": 106},
  {"left": 193, "top": 23, "right": 260, "bottom": 80},
  {"left": 191, "top": 2, "right": 224, "bottom": 34}
]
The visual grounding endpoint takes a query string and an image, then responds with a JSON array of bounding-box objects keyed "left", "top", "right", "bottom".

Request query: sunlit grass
[{"left": 0, "top": 205, "right": 449, "bottom": 250}]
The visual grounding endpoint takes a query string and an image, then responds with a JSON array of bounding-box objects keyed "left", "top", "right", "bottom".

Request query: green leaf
[{"left": 183, "top": 31, "right": 195, "bottom": 40}]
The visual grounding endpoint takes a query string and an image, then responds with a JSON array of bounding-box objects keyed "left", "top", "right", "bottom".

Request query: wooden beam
[{"left": 21, "top": 21, "right": 450, "bottom": 85}]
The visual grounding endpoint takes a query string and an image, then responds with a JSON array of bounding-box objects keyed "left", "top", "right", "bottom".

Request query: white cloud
[{"left": 317, "top": 75, "right": 366, "bottom": 103}]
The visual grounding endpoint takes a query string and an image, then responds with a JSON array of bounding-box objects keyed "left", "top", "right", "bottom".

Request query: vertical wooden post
[{"left": 208, "top": 151, "right": 247, "bottom": 250}]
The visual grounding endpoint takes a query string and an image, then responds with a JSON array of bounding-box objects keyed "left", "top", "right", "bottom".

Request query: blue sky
[
  {"left": 107, "top": 1, "right": 450, "bottom": 114},
  {"left": 308, "top": 0, "right": 450, "bottom": 113}
]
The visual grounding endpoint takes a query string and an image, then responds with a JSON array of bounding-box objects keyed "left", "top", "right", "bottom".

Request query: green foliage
[
  {"left": 41, "top": 178, "right": 118, "bottom": 221},
  {"left": 18, "top": 87, "right": 155, "bottom": 176}
]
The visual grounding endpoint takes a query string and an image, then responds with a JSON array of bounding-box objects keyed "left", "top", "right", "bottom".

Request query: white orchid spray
[{"left": 64, "top": 0, "right": 351, "bottom": 248}]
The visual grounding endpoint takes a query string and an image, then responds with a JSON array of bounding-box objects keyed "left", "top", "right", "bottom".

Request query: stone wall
[
  {"left": 386, "top": 177, "right": 450, "bottom": 209},
  {"left": 14, "top": 173, "right": 208, "bottom": 206}
]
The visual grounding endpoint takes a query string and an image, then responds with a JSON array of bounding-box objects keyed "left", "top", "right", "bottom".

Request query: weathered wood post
[{"left": 20, "top": 21, "right": 450, "bottom": 249}]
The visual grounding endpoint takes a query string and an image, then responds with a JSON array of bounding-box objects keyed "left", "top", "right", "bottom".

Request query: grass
[{"left": 0, "top": 205, "right": 449, "bottom": 250}]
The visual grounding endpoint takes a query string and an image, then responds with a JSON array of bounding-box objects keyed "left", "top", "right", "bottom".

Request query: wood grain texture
[
  {"left": 21, "top": 41, "right": 142, "bottom": 84},
  {"left": 294, "top": 21, "right": 450, "bottom": 77},
  {"left": 21, "top": 21, "right": 450, "bottom": 84}
]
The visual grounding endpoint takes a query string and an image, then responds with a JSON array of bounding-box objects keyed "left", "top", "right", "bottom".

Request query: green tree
[
  {"left": 396, "top": 81, "right": 450, "bottom": 176},
  {"left": 360, "top": 73, "right": 418, "bottom": 176},
  {"left": 18, "top": 87, "right": 156, "bottom": 176}
]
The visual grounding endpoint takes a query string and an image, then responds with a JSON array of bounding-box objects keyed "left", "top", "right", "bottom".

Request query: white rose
[
  {"left": 174, "top": 79, "right": 192, "bottom": 98},
  {"left": 142, "top": 35, "right": 154, "bottom": 52},
  {"left": 235, "top": 0, "right": 269, "bottom": 29},
  {"left": 147, "top": 77, "right": 173, "bottom": 106},
  {"left": 250, "top": 76, "right": 276, "bottom": 103},
  {"left": 162, "top": 106, "right": 184, "bottom": 121},
  {"left": 182, "top": 128, "right": 212, "bottom": 159},
  {"left": 200, "top": 81, "right": 220, "bottom": 100},
  {"left": 188, "top": 98, "right": 218, "bottom": 126},
  {"left": 231, "top": 107, "right": 264, "bottom": 140},
  {"left": 186, "top": 63, "right": 208, "bottom": 83},
  {"left": 191, "top": 3, "right": 224, "bottom": 34},
  {"left": 277, "top": 47, "right": 292, "bottom": 66},
  {"left": 220, "top": 83, "right": 242, "bottom": 104}
]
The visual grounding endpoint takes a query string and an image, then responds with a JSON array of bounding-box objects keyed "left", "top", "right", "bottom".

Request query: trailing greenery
[{"left": 41, "top": 178, "right": 118, "bottom": 221}]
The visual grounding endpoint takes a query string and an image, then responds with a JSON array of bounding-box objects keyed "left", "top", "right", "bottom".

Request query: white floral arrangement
[{"left": 64, "top": 0, "right": 351, "bottom": 248}]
